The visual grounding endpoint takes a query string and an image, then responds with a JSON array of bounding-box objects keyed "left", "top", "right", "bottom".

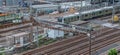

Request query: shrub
[{"left": 108, "top": 48, "right": 117, "bottom": 55}]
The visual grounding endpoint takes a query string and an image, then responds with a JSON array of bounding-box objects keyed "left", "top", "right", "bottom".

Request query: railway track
[
  {"left": 70, "top": 30, "right": 120, "bottom": 55},
  {"left": 85, "top": 36, "right": 120, "bottom": 55},
  {"left": 97, "top": 13, "right": 120, "bottom": 20},
  {"left": 22, "top": 29, "right": 120, "bottom": 55},
  {"left": 19, "top": 17, "right": 120, "bottom": 55},
  {"left": 48, "top": 29, "right": 119, "bottom": 55},
  {"left": 0, "top": 23, "right": 32, "bottom": 34},
  {"left": 47, "top": 29, "right": 115, "bottom": 54},
  {"left": 45, "top": 30, "right": 119, "bottom": 55},
  {"left": 20, "top": 34, "right": 86, "bottom": 55},
  {"left": 91, "top": 27, "right": 111, "bottom": 35},
  {"left": 71, "top": 35, "right": 120, "bottom": 55}
]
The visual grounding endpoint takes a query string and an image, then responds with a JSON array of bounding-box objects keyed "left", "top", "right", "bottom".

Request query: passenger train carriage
[
  {"left": 0, "top": 11, "right": 22, "bottom": 24},
  {"left": 57, "top": 5, "right": 120, "bottom": 23},
  {"left": 91, "top": 0, "right": 119, "bottom": 4}
]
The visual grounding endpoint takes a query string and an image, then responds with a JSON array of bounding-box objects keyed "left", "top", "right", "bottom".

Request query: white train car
[
  {"left": 91, "top": 0, "right": 119, "bottom": 4},
  {"left": 80, "top": 6, "right": 113, "bottom": 20},
  {"left": 31, "top": 4, "right": 60, "bottom": 15},
  {"left": 57, "top": 5, "right": 120, "bottom": 23}
]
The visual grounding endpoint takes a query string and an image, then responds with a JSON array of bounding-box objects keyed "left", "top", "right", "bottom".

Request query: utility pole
[
  {"left": 35, "top": 9, "right": 39, "bottom": 47},
  {"left": 89, "top": 32, "right": 92, "bottom": 55},
  {"left": 78, "top": 0, "right": 82, "bottom": 21},
  {"left": 36, "top": 26, "right": 39, "bottom": 47},
  {"left": 87, "top": 32, "right": 92, "bottom": 55},
  {"left": 119, "top": 0, "right": 120, "bottom": 26},
  {"left": 29, "top": 0, "right": 32, "bottom": 15},
  {"left": 112, "top": 0, "right": 115, "bottom": 25},
  {"left": 87, "top": 27, "right": 92, "bottom": 55},
  {"left": 87, "top": 23, "right": 93, "bottom": 55}
]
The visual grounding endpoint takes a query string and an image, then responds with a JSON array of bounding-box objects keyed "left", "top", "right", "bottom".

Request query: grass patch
[
  {"left": 0, "top": 48, "right": 5, "bottom": 55},
  {"left": 38, "top": 36, "right": 57, "bottom": 46},
  {"left": 0, "top": 48, "right": 4, "bottom": 51},
  {"left": 0, "top": 53, "right": 5, "bottom": 55}
]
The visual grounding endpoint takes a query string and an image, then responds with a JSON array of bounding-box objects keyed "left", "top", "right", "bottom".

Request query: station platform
[
  {"left": 89, "top": 20, "right": 120, "bottom": 29},
  {"left": 102, "top": 23, "right": 119, "bottom": 28},
  {"left": 98, "top": 41, "right": 120, "bottom": 55}
]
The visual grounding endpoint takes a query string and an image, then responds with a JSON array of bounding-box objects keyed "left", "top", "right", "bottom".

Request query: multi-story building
[
  {"left": 0, "top": 0, "right": 5, "bottom": 7},
  {"left": 0, "top": 0, "right": 24, "bottom": 6},
  {"left": 6, "top": 0, "right": 23, "bottom": 6},
  {"left": 90, "top": 0, "right": 119, "bottom": 4},
  {"left": 0, "top": 0, "right": 3, "bottom": 7}
]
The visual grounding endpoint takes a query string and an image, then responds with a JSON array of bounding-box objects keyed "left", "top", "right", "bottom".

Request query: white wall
[{"left": 45, "top": 29, "right": 64, "bottom": 38}]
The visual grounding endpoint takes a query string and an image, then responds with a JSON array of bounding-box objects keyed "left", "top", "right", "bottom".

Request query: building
[
  {"left": 7, "top": 32, "right": 31, "bottom": 48},
  {"left": 44, "top": 25, "right": 64, "bottom": 38},
  {"left": 31, "top": 4, "right": 59, "bottom": 15},
  {"left": 91, "top": 0, "right": 120, "bottom": 4},
  {"left": 0, "top": 0, "right": 24, "bottom": 6},
  {"left": 46, "top": 29, "right": 64, "bottom": 38},
  {"left": 44, "top": 0, "right": 82, "bottom": 3},
  {"left": 0, "top": 0, "right": 3, "bottom": 7},
  {"left": 6, "top": 0, "right": 23, "bottom": 6}
]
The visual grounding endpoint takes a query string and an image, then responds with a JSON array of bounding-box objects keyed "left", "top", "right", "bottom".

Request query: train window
[
  {"left": 73, "top": 17, "right": 75, "bottom": 21},
  {"left": 106, "top": 10, "right": 108, "bottom": 12},
  {"left": 74, "top": 16, "right": 77, "bottom": 21},
  {"left": 81, "top": 15, "right": 84, "bottom": 18},
  {"left": 69, "top": 17, "right": 71, "bottom": 22},
  {"left": 72, "top": 17, "right": 74, "bottom": 21},
  {"left": 92, "top": 13, "right": 95, "bottom": 15},
  {"left": 78, "top": 17, "right": 80, "bottom": 20},
  {"left": 67, "top": 17, "right": 70, "bottom": 22},
  {"left": 74, "top": 18, "right": 76, "bottom": 21},
  {"left": 71, "top": 17, "right": 74, "bottom": 22},
  {"left": 57, "top": 18, "right": 62, "bottom": 22},
  {"left": 99, "top": 11, "right": 102, "bottom": 14},
  {"left": 0, "top": 12, "right": 2, "bottom": 14},
  {"left": 77, "top": 16, "right": 79, "bottom": 18},
  {"left": 72, "top": 17, "right": 75, "bottom": 21},
  {"left": 115, "top": 0, "right": 119, "bottom": 2},
  {"left": 73, "top": 16, "right": 75, "bottom": 19},
  {"left": 85, "top": 14, "right": 88, "bottom": 17},
  {"left": 64, "top": 18, "right": 66, "bottom": 22},
  {"left": 102, "top": 0, "right": 105, "bottom": 2}
]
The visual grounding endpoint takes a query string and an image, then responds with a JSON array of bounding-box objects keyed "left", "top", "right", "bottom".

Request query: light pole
[
  {"left": 87, "top": 26, "right": 93, "bottom": 55},
  {"left": 118, "top": 0, "right": 120, "bottom": 26},
  {"left": 119, "top": 16, "right": 120, "bottom": 26},
  {"left": 78, "top": 0, "right": 82, "bottom": 21},
  {"left": 29, "top": 0, "right": 32, "bottom": 14},
  {"left": 112, "top": 0, "right": 115, "bottom": 25},
  {"left": 87, "top": 32, "right": 92, "bottom": 55}
]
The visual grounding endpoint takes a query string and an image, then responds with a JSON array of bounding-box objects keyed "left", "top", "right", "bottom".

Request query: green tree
[{"left": 108, "top": 48, "right": 118, "bottom": 55}]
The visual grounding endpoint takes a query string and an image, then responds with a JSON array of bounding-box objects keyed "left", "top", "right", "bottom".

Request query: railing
[
  {"left": 0, "top": 21, "right": 31, "bottom": 29},
  {"left": 35, "top": 19, "right": 92, "bottom": 34}
]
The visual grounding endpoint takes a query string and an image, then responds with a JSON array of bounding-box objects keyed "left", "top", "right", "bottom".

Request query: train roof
[
  {"left": 81, "top": 6, "right": 113, "bottom": 14},
  {"left": 60, "top": 6, "right": 113, "bottom": 18},
  {"left": 31, "top": 4, "right": 59, "bottom": 9},
  {"left": 60, "top": 1, "right": 91, "bottom": 9},
  {"left": 63, "top": 12, "right": 79, "bottom": 18},
  {"left": 0, "top": 10, "right": 4, "bottom": 13}
]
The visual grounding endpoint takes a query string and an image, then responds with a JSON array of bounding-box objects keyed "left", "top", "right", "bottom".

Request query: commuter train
[
  {"left": 0, "top": 12, "right": 8, "bottom": 17},
  {"left": 57, "top": 5, "right": 120, "bottom": 23},
  {"left": 91, "top": 0, "right": 119, "bottom": 4},
  {"left": 0, "top": 12, "right": 22, "bottom": 24}
]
